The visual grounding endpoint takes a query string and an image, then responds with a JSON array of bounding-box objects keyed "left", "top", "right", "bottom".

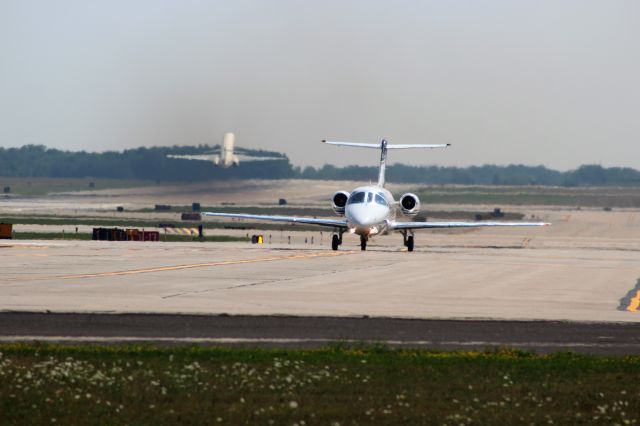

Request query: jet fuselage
[{"left": 344, "top": 185, "right": 397, "bottom": 236}]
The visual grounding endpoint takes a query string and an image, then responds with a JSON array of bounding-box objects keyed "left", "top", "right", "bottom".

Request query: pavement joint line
[
  {"left": 2, "top": 250, "right": 355, "bottom": 282},
  {"left": 0, "top": 336, "right": 640, "bottom": 349}
]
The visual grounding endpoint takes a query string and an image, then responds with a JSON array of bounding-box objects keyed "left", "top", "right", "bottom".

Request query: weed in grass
[{"left": 0, "top": 345, "right": 639, "bottom": 424}]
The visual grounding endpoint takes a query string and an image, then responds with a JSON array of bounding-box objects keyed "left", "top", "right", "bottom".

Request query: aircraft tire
[
  {"left": 407, "top": 235, "right": 414, "bottom": 252},
  {"left": 331, "top": 234, "right": 340, "bottom": 251}
]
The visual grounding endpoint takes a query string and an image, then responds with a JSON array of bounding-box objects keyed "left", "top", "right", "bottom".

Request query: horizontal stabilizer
[
  {"left": 387, "top": 144, "right": 451, "bottom": 149},
  {"left": 323, "top": 141, "right": 450, "bottom": 149},
  {"left": 235, "top": 155, "right": 287, "bottom": 162},
  {"left": 167, "top": 154, "right": 219, "bottom": 162}
]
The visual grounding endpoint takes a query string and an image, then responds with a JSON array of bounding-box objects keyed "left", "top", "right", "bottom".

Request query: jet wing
[
  {"left": 391, "top": 221, "right": 550, "bottom": 230},
  {"left": 234, "top": 154, "right": 287, "bottom": 162},
  {"left": 203, "top": 212, "right": 348, "bottom": 228},
  {"left": 167, "top": 154, "right": 219, "bottom": 162}
]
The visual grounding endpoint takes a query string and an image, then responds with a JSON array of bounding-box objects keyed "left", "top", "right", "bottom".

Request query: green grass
[
  {"left": 1, "top": 207, "right": 525, "bottom": 234},
  {"left": 163, "top": 234, "right": 249, "bottom": 243},
  {"left": 138, "top": 206, "right": 525, "bottom": 221},
  {"left": 0, "top": 177, "right": 155, "bottom": 196},
  {"left": 2, "top": 177, "right": 638, "bottom": 207},
  {"left": 2, "top": 216, "right": 183, "bottom": 228},
  {"left": 0, "top": 216, "right": 325, "bottom": 232},
  {"left": 13, "top": 232, "right": 93, "bottom": 241},
  {"left": 411, "top": 185, "right": 640, "bottom": 207},
  {"left": 136, "top": 205, "right": 334, "bottom": 216},
  {"left": 0, "top": 344, "right": 639, "bottom": 425},
  {"left": 12, "top": 232, "right": 249, "bottom": 243}
]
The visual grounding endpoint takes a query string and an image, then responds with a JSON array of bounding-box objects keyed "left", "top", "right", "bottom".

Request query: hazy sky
[{"left": 1, "top": 0, "right": 638, "bottom": 169}]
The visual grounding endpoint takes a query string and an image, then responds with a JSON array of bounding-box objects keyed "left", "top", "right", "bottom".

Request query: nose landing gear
[{"left": 360, "top": 235, "right": 368, "bottom": 251}]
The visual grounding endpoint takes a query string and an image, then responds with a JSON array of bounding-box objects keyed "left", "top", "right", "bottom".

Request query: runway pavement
[
  {"left": 1, "top": 312, "right": 639, "bottom": 355},
  {"left": 1, "top": 208, "right": 639, "bottom": 358}
]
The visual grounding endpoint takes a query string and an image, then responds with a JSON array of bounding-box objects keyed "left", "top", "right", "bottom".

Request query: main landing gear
[
  {"left": 331, "top": 229, "right": 346, "bottom": 251},
  {"left": 332, "top": 231, "right": 368, "bottom": 251},
  {"left": 400, "top": 230, "right": 415, "bottom": 252}
]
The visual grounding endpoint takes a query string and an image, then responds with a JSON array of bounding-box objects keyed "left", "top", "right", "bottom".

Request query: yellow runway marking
[
  {"left": 1, "top": 244, "right": 51, "bottom": 249},
  {"left": 7, "top": 251, "right": 354, "bottom": 282}
]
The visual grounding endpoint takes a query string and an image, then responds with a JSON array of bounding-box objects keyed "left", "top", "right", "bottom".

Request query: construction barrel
[{"left": 0, "top": 223, "right": 13, "bottom": 239}]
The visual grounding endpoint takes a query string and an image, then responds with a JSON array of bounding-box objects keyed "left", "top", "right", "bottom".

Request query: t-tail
[{"left": 322, "top": 139, "right": 450, "bottom": 187}]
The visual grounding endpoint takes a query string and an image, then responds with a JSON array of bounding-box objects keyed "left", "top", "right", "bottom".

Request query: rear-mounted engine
[
  {"left": 332, "top": 191, "right": 350, "bottom": 215},
  {"left": 399, "top": 193, "right": 420, "bottom": 215}
]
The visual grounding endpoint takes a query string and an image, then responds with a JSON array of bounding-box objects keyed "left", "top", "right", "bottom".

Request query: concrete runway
[
  {"left": 0, "top": 312, "right": 639, "bottom": 355},
  {"left": 1, "top": 209, "right": 639, "bottom": 322}
]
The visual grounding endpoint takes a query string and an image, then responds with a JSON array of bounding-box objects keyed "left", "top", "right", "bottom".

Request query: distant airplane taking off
[
  {"left": 167, "top": 132, "right": 285, "bottom": 168},
  {"left": 204, "top": 139, "right": 550, "bottom": 251}
]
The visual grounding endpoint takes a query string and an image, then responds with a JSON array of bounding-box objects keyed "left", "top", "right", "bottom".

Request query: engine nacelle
[
  {"left": 332, "top": 191, "right": 350, "bottom": 215},
  {"left": 399, "top": 193, "right": 420, "bottom": 215}
]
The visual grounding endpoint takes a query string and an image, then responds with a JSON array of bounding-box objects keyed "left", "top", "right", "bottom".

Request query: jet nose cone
[{"left": 348, "top": 205, "right": 376, "bottom": 226}]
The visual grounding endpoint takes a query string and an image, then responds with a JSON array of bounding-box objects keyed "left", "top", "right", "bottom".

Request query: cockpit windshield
[
  {"left": 347, "top": 191, "right": 366, "bottom": 205},
  {"left": 375, "top": 193, "right": 387, "bottom": 206},
  {"left": 348, "top": 191, "right": 388, "bottom": 206}
]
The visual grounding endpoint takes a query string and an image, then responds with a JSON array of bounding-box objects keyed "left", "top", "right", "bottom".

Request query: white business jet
[
  {"left": 168, "top": 132, "right": 285, "bottom": 168},
  {"left": 204, "top": 140, "right": 549, "bottom": 251}
]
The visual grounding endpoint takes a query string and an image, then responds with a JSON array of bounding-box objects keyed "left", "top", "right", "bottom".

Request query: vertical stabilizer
[
  {"left": 222, "top": 132, "right": 235, "bottom": 166},
  {"left": 377, "top": 139, "right": 388, "bottom": 187}
]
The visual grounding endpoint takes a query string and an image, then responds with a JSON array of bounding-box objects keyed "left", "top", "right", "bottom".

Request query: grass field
[
  {"left": 1, "top": 177, "right": 639, "bottom": 207},
  {"left": 0, "top": 344, "right": 639, "bottom": 425},
  {"left": 12, "top": 232, "right": 249, "bottom": 243},
  {"left": 13, "top": 232, "right": 93, "bottom": 241},
  {"left": 1, "top": 206, "right": 524, "bottom": 234},
  {"left": 136, "top": 205, "right": 334, "bottom": 216},
  {"left": 412, "top": 185, "right": 640, "bottom": 208},
  {"left": 136, "top": 206, "right": 525, "bottom": 221},
  {"left": 1, "top": 216, "right": 323, "bottom": 232},
  {"left": 0, "top": 177, "right": 155, "bottom": 196}
]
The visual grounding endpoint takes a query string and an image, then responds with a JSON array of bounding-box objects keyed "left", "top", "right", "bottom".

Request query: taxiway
[{"left": 0, "top": 312, "right": 639, "bottom": 355}]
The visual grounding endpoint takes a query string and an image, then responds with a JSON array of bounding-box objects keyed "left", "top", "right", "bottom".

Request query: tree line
[
  {"left": 1, "top": 144, "right": 639, "bottom": 187},
  {"left": 0, "top": 145, "right": 293, "bottom": 181}
]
